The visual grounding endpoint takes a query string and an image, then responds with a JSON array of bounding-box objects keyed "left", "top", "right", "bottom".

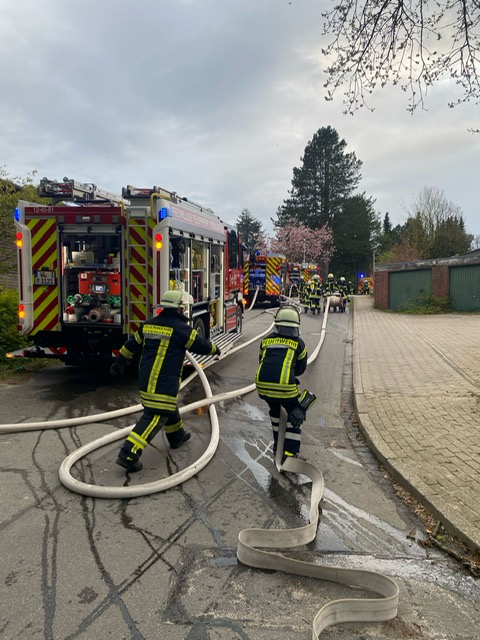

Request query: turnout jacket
[
  {"left": 120, "top": 309, "right": 219, "bottom": 412},
  {"left": 255, "top": 330, "right": 308, "bottom": 400}
]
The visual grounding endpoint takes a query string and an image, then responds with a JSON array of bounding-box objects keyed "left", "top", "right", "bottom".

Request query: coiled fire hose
[{"left": 0, "top": 300, "right": 399, "bottom": 637}]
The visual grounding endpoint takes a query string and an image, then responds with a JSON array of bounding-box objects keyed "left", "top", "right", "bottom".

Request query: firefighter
[
  {"left": 338, "top": 276, "right": 349, "bottom": 310},
  {"left": 324, "top": 272, "right": 337, "bottom": 295},
  {"left": 255, "top": 305, "right": 316, "bottom": 465},
  {"left": 309, "top": 274, "right": 323, "bottom": 314},
  {"left": 110, "top": 289, "right": 221, "bottom": 472}
]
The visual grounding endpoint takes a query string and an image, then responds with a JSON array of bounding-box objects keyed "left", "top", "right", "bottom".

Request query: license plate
[{"left": 34, "top": 270, "right": 56, "bottom": 286}]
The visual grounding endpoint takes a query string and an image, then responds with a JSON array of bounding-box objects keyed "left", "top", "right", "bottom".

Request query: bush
[
  {"left": 398, "top": 294, "right": 452, "bottom": 315},
  {"left": 0, "top": 287, "right": 29, "bottom": 359}
]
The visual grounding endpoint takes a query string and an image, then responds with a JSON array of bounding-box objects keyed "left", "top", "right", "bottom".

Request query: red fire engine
[
  {"left": 11, "top": 178, "right": 244, "bottom": 365},
  {"left": 243, "top": 252, "right": 288, "bottom": 307}
]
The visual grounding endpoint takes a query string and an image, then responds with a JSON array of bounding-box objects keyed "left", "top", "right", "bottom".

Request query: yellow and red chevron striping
[
  {"left": 127, "top": 218, "right": 154, "bottom": 330},
  {"left": 31, "top": 219, "right": 57, "bottom": 271},
  {"left": 266, "top": 257, "right": 281, "bottom": 296},
  {"left": 244, "top": 260, "right": 249, "bottom": 294},
  {"left": 29, "top": 219, "right": 60, "bottom": 334}
]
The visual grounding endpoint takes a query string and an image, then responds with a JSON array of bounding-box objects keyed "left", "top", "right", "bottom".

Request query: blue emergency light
[
  {"left": 158, "top": 206, "right": 171, "bottom": 221},
  {"left": 14, "top": 207, "right": 21, "bottom": 222}
]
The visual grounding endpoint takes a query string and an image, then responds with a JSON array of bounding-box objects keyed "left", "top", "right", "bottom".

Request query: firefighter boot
[
  {"left": 166, "top": 427, "right": 192, "bottom": 449},
  {"left": 116, "top": 447, "right": 143, "bottom": 473}
]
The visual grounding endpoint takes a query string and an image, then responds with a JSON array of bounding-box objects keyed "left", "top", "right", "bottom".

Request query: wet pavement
[
  {"left": 352, "top": 295, "right": 480, "bottom": 553},
  {"left": 0, "top": 304, "right": 479, "bottom": 638}
]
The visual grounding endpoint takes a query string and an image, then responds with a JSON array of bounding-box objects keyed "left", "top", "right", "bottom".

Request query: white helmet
[
  {"left": 158, "top": 290, "right": 184, "bottom": 309},
  {"left": 275, "top": 305, "right": 301, "bottom": 337}
]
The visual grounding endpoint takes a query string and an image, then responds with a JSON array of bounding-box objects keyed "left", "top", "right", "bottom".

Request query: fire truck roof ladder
[{"left": 38, "top": 177, "right": 130, "bottom": 205}]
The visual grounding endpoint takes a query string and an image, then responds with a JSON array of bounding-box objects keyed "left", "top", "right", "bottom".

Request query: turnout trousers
[
  {"left": 263, "top": 397, "right": 302, "bottom": 456},
  {"left": 119, "top": 407, "right": 186, "bottom": 461}
]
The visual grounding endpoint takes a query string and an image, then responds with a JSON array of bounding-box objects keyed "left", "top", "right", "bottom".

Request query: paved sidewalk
[{"left": 352, "top": 296, "right": 480, "bottom": 553}]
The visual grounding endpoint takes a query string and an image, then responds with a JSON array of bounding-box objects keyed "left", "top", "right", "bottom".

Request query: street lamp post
[{"left": 303, "top": 238, "right": 306, "bottom": 264}]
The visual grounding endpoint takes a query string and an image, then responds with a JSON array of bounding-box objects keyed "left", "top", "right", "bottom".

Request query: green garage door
[
  {"left": 449, "top": 264, "right": 480, "bottom": 311},
  {"left": 389, "top": 270, "right": 432, "bottom": 310}
]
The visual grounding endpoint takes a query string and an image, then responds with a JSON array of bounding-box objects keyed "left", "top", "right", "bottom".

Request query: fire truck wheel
[
  {"left": 193, "top": 318, "right": 206, "bottom": 338},
  {"left": 235, "top": 307, "right": 243, "bottom": 333}
]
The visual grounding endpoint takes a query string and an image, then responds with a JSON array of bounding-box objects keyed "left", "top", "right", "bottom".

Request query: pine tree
[
  {"left": 236, "top": 209, "right": 264, "bottom": 251},
  {"left": 276, "top": 126, "right": 362, "bottom": 230}
]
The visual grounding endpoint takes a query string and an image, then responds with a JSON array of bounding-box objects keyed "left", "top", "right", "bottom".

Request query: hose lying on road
[{"left": 0, "top": 300, "right": 399, "bottom": 637}]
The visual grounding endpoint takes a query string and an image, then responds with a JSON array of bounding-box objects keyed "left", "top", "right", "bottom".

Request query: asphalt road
[{"left": 0, "top": 305, "right": 478, "bottom": 639}]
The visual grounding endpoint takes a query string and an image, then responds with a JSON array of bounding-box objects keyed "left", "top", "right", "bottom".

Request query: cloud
[{"left": 1, "top": 0, "right": 478, "bottom": 240}]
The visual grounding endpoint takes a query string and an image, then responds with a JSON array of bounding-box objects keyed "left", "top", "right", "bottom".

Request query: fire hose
[{"left": 0, "top": 301, "right": 399, "bottom": 637}]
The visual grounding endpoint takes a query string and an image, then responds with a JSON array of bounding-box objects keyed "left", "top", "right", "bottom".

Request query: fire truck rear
[
  {"left": 243, "top": 252, "right": 288, "bottom": 307},
  {"left": 11, "top": 178, "right": 243, "bottom": 365}
]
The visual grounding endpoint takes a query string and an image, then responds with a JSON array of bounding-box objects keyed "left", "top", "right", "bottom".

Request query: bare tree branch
[{"left": 321, "top": 0, "right": 480, "bottom": 114}]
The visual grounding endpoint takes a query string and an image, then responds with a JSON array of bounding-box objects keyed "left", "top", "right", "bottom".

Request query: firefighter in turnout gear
[
  {"left": 338, "top": 276, "right": 349, "bottom": 311},
  {"left": 324, "top": 273, "right": 337, "bottom": 295},
  {"left": 308, "top": 274, "right": 323, "bottom": 315},
  {"left": 111, "top": 289, "right": 221, "bottom": 472},
  {"left": 255, "top": 305, "right": 316, "bottom": 465}
]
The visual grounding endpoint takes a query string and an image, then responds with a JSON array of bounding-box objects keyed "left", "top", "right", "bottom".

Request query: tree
[
  {"left": 0, "top": 167, "right": 44, "bottom": 276},
  {"left": 270, "top": 219, "right": 335, "bottom": 266},
  {"left": 329, "top": 194, "right": 381, "bottom": 279},
  {"left": 236, "top": 208, "right": 264, "bottom": 251},
  {"left": 403, "top": 186, "right": 473, "bottom": 257},
  {"left": 275, "top": 126, "right": 362, "bottom": 229},
  {"left": 321, "top": 1, "right": 480, "bottom": 115}
]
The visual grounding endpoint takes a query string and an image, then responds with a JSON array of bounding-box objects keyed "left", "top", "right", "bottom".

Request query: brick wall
[
  {"left": 373, "top": 251, "right": 480, "bottom": 310},
  {"left": 431, "top": 265, "right": 449, "bottom": 298},
  {"left": 373, "top": 271, "right": 388, "bottom": 308}
]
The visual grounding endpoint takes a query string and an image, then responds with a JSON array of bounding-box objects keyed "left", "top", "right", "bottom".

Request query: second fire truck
[{"left": 243, "top": 251, "right": 288, "bottom": 307}]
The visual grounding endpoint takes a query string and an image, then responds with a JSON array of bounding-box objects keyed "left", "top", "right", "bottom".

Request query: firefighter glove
[
  {"left": 288, "top": 406, "right": 306, "bottom": 428},
  {"left": 110, "top": 356, "right": 126, "bottom": 376},
  {"left": 288, "top": 390, "right": 317, "bottom": 428}
]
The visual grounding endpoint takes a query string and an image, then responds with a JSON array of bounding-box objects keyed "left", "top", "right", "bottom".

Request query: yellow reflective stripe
[
  {"left": 140, "top": 414, "right": 161, "bottom": 442},
  {"left": 120, "top": 345, "right": 135, "bottom": 358},
  {"left": 127, "top": 432, "right": 148, "bottom": 450},
  {"left": 147, "top": 337, "right": 169, "bottom": 394},
  {"left": 144, "top": 325, "right": 173, "bottom": 336},
  {"left": 298, "top": 347, "right": 307, "bottom": 360},
  {"left": 256, "top": 383, "right": 298, "bottom": 398},
  {"left": 134, "top": 331, "right": 143, "bottom": 345},
  {"left": 262, "top": 337, "right": 298, "bottom": 348},
  {"left": 140, "top": 391, "right": 177, "bottom": 412},
  {"left": 280, "top": 348, "right": 294, "bottom": 385},
  {"left": 164, "top": 420, "right": 183, "bottom": 434},
  {"left": 185, "top": 329, "right": 197, "bottom": 349}
]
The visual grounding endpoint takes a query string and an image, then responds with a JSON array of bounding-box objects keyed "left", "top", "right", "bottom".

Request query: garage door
[
  {"left": 449, "top": 264, "right": 480, "bottom": 311},
  {"left": 389, "top": 269, "right": 432, "bottom": 310}
]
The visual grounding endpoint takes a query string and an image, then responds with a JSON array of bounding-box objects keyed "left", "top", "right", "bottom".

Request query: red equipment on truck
[{"left": 11, "top": 177, "right": 244, "bottom": 365}]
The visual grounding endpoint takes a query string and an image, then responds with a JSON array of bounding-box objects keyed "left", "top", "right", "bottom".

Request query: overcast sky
[{"left": 1, "top": 0, "right": 479, "bottom": 243}]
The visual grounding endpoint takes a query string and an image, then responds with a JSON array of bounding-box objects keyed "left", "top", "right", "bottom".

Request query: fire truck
[
  {"left": 243, "top": 251, "right": 288, "bottom": 307},
  {"left": 11, "top": 177, "right": 244, "bottom": 365}
]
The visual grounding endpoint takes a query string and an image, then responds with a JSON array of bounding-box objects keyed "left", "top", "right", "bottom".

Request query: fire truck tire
[
  {"left": 193, "top": 317, "right": 206, "bottom": 338},
  {"left": 235, "top": 307, "right": 243, "bottom": 333}
]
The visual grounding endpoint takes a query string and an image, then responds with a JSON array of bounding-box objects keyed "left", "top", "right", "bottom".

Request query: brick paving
[{"left": 352, "top": 296, "right": 480, "bottom": 553}]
